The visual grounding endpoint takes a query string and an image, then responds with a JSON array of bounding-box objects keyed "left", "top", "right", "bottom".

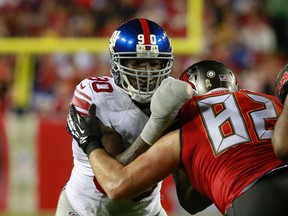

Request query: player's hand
[
  {"left": 275, "top": 62, "right": 288, "bottom": 104},
  {"left": 141, "top": 78, "right": 194, "bottom": 145},
  {"left": 66, "top": 103, "right": 103, "bottom": 156}
]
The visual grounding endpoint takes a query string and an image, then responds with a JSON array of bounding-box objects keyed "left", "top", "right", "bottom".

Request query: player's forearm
[
  {"left": 89, "top": 148, "right": 143, "bottom": 200},
  {"left": 116, "top": 136, "right": 150, "bottom": 165},
  {"left": 88, "top": 132, "right": 179, "bottom": 200},
  {"left": 89, "top": 149, "right": 124, "bottom": 197}
]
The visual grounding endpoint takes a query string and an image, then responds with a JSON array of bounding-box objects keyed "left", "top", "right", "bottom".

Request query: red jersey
[{"left": 179, "top": 89, "right": 284, "bottom": 214}]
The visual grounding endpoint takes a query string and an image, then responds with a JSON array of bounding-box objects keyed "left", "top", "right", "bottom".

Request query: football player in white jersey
[{"left": 55, "top": 18, "right": 173, "bottom": 216}]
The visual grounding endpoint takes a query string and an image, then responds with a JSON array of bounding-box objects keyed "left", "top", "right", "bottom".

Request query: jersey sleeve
[
  {"left": 70, "top": 78, "right": 94, "bottom": 117},
  {"left": 70, "top": 76, "right": 113, "bottom": 115}
]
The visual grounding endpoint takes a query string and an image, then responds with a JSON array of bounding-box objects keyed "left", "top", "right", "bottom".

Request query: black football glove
[
  {"left": 275, "top": 62, "right": 288, "bottom": 104},
  {"left": 66, "top": 103, "right": 103, "bottom": 156}
]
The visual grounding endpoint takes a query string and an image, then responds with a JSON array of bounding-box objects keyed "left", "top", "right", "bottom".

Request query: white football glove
[{"left": 140, "top": 78, "right": 194, "bottom": 145}]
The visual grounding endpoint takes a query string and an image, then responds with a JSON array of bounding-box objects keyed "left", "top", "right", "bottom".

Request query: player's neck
[{"left": 132, "top": 100, "right": 151, "bottom": 117}]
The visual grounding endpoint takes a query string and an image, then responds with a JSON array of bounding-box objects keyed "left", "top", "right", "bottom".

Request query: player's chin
[{"left": 139, "top": 85, "right": 156, "bottom": 92}]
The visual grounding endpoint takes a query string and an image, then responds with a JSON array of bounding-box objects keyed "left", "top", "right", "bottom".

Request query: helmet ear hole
[{"left": 194, "top": 74, "right": 198, "bottom": 82}]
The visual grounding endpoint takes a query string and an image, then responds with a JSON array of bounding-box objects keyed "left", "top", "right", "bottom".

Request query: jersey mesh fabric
[
  {"left": 66, "top": 76, "right": 163, "bottom": 216},
  {"left": 179, "top": 90, "right": 284, "bottom": 214}
]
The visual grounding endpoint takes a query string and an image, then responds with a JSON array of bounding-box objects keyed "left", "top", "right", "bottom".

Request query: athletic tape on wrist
[{"left": 86, "top": 139, "right": 103, "bottom": 157}]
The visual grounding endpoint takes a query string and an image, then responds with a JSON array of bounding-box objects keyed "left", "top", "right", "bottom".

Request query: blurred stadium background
[{"left": 0, "top": 0, "right": 287, "bottom": 215}]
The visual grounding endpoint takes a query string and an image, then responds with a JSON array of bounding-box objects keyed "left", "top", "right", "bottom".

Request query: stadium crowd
[{"left": 0, "top": 0, "right": 287, "bottom": 115}]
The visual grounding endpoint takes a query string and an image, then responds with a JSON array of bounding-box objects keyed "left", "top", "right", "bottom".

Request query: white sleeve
[{"left": 140, "top": 78, "right": 194, "bottom": 145}]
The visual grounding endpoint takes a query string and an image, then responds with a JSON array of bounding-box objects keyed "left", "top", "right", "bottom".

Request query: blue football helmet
[{"left": 109, "top": 18, "right": 173, "bottom": 103}]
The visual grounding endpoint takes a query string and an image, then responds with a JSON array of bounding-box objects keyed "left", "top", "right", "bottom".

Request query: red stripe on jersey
[
  {"left": 75, "top": 88, "right": 91, "bottom": 101},
  {"left": 71, "top": 95, "right": 90, "bottom": 111},
  {"left": 78, "top": 110, "right": 88, "bottom": 117},
  {"left": 139, "top": 18, "right": 151, "bottom": 44},
  {"left": 93, "top": 176, "right": 106, "bottom": 195}
]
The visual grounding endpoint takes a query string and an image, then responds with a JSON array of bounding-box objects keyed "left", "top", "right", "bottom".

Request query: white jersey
[{"left": 65, "top": 76, "right": 163, "bottom": 216}]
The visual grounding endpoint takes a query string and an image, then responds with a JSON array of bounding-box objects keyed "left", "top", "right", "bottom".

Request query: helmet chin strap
[
  {"left": 127, "top": 85, "right": 152, "bottom": 103},
  {"left": 120, "top": 74, "right": 152, "bottom": 103},
  {"left": 117, "top": 82, "right": 152, "bottom": 103},
  {"left": 131, "top": 93, "right": 151, "bottom": 103}
]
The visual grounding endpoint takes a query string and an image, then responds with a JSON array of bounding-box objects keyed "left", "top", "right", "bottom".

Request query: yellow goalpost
[
  {"left": 0, "top": 0, "right": 203, "bottom": 108},
  {"left": 0, "top": 1, "right": 205, "bottom": 215},
  {"left": 0, "top": 0, "right": 203, "bottom": 110}
]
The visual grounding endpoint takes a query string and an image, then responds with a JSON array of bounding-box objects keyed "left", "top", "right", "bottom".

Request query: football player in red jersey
[{"left": 67, "top": 60, "right": 288, "bottom": 216}]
